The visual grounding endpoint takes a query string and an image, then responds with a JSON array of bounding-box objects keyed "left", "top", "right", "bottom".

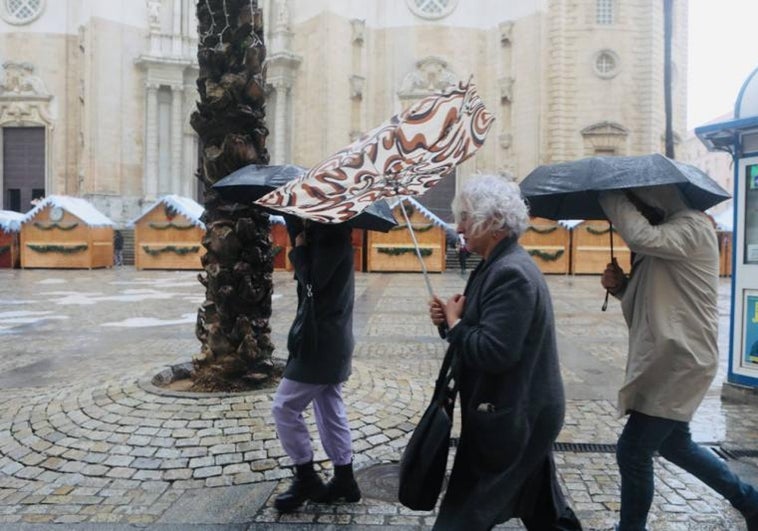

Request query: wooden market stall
[
  {"left": 718, "top": 231, "right": 733, "bottom": 277},
  {"left": 19, "top": 196, "right": 115, "bottom": 269},
  {"left": 519, "top": 217, "right": 572, "bottom": 274},
  {"left": 570, "top": 220, "right": 632, "bottom": 274},
  {"left": 269, "top": 216, "right": 289, "bottom": 271},
  {"left": 272, "top": 215, "right": 366, "bottom": 273},
  {"left": 0, "top": 210, "right": 24, "bottom": 268},
  {"left": 131, "top": 195, "right": 205, "bottom": 270},
  {"left": 713, "top": 207, "right": 733, "bottom": 277},
  {"left": 367, "top": 197, "right": 448, "bottom": 272}
]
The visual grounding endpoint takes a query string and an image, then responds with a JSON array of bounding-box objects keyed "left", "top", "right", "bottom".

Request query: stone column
[
  {"left": 272, "top": 80, "right": 289, "bottom": 165},
  {"left": 172, "top": 0, "right": 182, "bottom": 55},
  {"left": 171, "top": 84, "right": 184, "bottom": 194},
  {"left": 145, "top": 83, "right": 159, "bottom": 199}
]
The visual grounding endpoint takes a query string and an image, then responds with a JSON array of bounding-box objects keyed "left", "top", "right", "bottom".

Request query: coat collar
[{"left": 466, "top": 234, "right": 519, "bottom": 288}]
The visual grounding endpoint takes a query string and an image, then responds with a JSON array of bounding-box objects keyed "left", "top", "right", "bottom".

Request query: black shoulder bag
[{"left": 398, "top": 345, "right": 458, "bottom": 511}]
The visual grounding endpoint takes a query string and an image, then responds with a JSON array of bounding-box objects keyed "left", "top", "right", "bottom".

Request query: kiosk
[
  {"left": 19, "top": 196, "right": 115, "bottom": 269},
  {"left": 696, "top": 65, "right": 758, "bottom": 401},
  {"left": 131, "top": 195, "right": 205, "bottom": 270},
  {"left": 0, "top": 210, "right": 23, "bottom": 268}
]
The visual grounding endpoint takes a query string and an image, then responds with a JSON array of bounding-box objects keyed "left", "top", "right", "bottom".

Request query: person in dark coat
[
  {"left": 113, "top": 230, "right": 124, "bottom": 266},
  {"left": 428, "top": 175, "right": 582, "bottom": 530},
  {"left": 271, "top": 218, "right": 361, "bottom": 513}
]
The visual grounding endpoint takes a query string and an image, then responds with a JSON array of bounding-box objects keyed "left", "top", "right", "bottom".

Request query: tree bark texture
[{"left": 191, "top": 0, "right": 276, "bottom": 391}]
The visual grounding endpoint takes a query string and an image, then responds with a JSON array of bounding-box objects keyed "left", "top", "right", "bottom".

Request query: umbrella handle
[
  {"left": 602, "top": 221, "right": 614, "bottom": 312},
  {"left": 398, "top": 200, "right": 435, "bottom": 300}
]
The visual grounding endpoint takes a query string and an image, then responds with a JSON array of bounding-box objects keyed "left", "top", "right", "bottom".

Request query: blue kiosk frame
[{"left": 697, "top": 66, "right": 758, "bottom": 401}]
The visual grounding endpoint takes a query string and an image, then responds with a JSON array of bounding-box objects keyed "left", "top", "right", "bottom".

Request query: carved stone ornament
[
  {"left": 147, "top": 0, "right": 161, "bottom": 32},
  {"left": 0, "top": 61, "right": 50, "bottom": 97},
  {"left": 499, "top": 21, "right": 514, "bottom": 45},
  {"left": 498, "top": 132, "right": 513, "bottom": 150},
  {"left": 275, "top": 0, "right": 291, "bottom": 31},
  {"left": 350, "top": 18, "right": 365, "bottom": 45},
  {"left": 350, "top": 75, "right": 365, "bottom": 100},
  {"left": 581, "top": 121, "right": 629, "bottom": 154},
  {"left": 398, "top": 56, "right": 457, "bottom": 100},
  {"left": 499, "top": 77, "right": 514, "bottom": 102},
  {"left": 0, "top": 62, "right": 53, "bottom": 126}
]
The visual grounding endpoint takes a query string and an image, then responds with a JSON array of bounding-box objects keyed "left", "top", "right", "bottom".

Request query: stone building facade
[{"left": 0, "top": 0, "right": 688, "bottom": 224}]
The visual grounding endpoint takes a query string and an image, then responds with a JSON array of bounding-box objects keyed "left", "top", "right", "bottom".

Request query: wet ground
[{"left": 0, "top": 267, "right": 756, "bottom": 530}]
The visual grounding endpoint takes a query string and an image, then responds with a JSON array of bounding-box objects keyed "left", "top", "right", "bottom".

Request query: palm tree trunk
[
  {"left": 190, "top": 0, "right": 277, "bottom": 391},
  {"left": 664, "top": 0, "right": 675, "bottom": 158}
]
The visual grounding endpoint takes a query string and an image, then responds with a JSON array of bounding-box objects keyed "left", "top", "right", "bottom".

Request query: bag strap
[{"left": 432, "top": 345, "right": 458, "bottom": 404}]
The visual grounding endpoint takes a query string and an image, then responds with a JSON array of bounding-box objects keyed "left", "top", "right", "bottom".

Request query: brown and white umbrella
[{"left": 254, "top": 79, "right": 495, "bottom": 223}]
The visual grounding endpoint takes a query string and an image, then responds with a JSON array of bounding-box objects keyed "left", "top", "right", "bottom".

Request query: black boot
[
  {"left": 274, "top": 461, "right": 326, "bottom": 513},
  {"left": 318, "top": 462, "right": 361, "bottom": 503}
]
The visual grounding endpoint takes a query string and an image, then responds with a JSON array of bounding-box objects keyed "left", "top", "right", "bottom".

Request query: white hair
[{"left": 452, "top": 174, "right": 529, "bottom": 238}]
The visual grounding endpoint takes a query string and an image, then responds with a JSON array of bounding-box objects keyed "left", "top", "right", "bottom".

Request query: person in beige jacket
[{"left": 600, "top": 185, "right": 758, "bottom": 531}]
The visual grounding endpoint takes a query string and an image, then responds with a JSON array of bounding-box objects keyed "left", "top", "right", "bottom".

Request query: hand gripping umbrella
[
  {"left": 520, "top": 153, "right": 730, "bottom": 309},
  {"left": 255, "top": 79, "right": 495, "bottom": 297}
]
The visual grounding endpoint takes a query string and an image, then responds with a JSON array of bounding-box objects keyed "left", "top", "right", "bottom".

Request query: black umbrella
[
  {"left": 213, "top": 164, "right": 398, "bottom": 232},
  {"left": 520, "top": 153, "right": 730, "bottom": 220},
  {"left": 520, "top": 153, "right": 730, "bottom": 310},
  {"left": 213, "top": 164, "right": 308, "bottom": 204}
]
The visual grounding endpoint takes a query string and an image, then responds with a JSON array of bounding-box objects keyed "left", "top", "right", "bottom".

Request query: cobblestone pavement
[{"left": 0, "top": 268, "right": 756, "bottom": 530}]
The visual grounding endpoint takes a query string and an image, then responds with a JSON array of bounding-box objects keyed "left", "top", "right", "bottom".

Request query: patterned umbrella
[{"left": 254, "top": 79, "right": 495, "bottom": 223}]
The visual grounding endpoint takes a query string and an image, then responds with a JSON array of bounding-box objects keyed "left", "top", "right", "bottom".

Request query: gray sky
[{"left": 687, "top": 0, "right": 758, "bottom": 130}]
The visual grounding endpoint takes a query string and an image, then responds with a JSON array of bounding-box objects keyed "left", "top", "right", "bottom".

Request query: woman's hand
[
  {"left": 429, "top": 295, "right": 447, "bottom": 327},
  {"left": 445, "top": 293, "right": 465, "bottom": 325},
  {"left": 295, "top": 232, "right": 306, "bottom": 247}
]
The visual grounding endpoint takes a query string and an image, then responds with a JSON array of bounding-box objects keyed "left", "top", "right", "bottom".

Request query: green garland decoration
[
  {"left": 527, "top": 225, "right": 557, "bottom": 235},
  {"left": 377, "top": 247, "right": 432, "bottom": 257},
  {"left": 148, "top": 221, "right": 197, "bottom": 230},
  {"left": 142, "top": 245, "right": 200, "bottom": 256},
  {"left": 391, "top": 223, "right": 436, "bottom": 232},
  {"left": 586, "top": 225, "right": 618, "bottom": 235},
  {"left": 0, "top": 245, "right": 10, "bottom": 255},
  {"left": 528, "top": 249, "right": 564, "bottom": 261},
  {"left": 27, "top": 243, "right": 88, "bottom": 254},
  {"left": 272, "top": 245, "right": 283, "bottom": 257},
  {"left": 33, "top": 221, "right": 79, "bottom": 231}
]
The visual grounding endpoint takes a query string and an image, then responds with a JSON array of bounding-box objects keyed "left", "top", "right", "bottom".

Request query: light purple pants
[{"left": 271, "top": 378, "right": 353, "bottom": 466}]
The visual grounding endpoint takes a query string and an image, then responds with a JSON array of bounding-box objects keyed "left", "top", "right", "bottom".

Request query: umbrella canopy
[
  {"left": 520, "top": 153, "right": 731, "bottom": 220},
  {"left": 254, "top": 79, "right": 495, "bottom": 223},
  {"left": 212, "top": 164, "right": 398, "bottom": 232},
  {"left": 213, "top": 164, "right": 308, "bottom": 204}
]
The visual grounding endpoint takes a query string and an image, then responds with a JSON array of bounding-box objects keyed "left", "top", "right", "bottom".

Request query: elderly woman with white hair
[{"left": 428, "top": 175, "right": 582, "bottom": 530}]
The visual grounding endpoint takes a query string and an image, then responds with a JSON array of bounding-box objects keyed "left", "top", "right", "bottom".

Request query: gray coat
[
  {"left": 434, "top": 236, "right": 567, "bottom": 530},
  {"left": 283, "top": 235, "right": 355, "bottom": 384}
]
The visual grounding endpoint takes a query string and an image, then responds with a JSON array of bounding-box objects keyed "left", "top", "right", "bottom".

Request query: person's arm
[
  {"left": 599, "top": 191, "right": 701, "bottom": 261},
  {"left": 446, "top": 268, "right": 536, "bottom": 374},
  {"left": 288, "top": 232, "right": 310, "bottom": 286}
]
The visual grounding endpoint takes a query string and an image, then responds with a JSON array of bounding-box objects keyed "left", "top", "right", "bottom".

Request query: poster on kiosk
[{"left": 743, "top": 162, "right": 758, "bottom": 370}]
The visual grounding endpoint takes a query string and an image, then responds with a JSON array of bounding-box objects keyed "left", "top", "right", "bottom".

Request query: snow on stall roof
[
  {"left": 130, "top": 195, "right": 205, "bottom": 229},
  {"left": 388, "top": 196, "right": 457, "bottom": 236},
  {"left": 712, "top": 206, "right": 733, "bottom": 232},
  {"left": 0, "top": 210, "right": 25, "bottom": 233},
  {"left": 20, "top": 196, "right": 115, "bottom": 227},
  {"left": 558, "top": 219, "right": 584, "bottom": 230}
]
